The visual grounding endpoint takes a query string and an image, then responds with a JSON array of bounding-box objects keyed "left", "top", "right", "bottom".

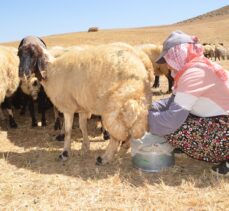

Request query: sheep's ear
[
  {"left": 37, "top": 57, "right": 44, "bottom": 71},
  {"left": 18, "top": 38, "right": 25, "bottom": 49},
  {"left": 38, "top": 37, "right": 47, "bottom": 48},
  {"left": 36, "top": 54, "right": 48, "bottom": 81},
  {"left": 40, "top": 70, "right": 47, "bottom": 80}
]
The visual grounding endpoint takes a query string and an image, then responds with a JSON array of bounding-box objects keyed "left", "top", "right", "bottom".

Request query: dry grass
[
  {"left": 0, "top": 65, "right": 229, "bottom": 210},
  {"left": 0, "top": 14, "right": 229, "bottom": 210}
]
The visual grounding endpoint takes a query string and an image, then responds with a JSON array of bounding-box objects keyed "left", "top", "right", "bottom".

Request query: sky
[{"left": 1, "top": 0, "right": 228, "bottom": 43}]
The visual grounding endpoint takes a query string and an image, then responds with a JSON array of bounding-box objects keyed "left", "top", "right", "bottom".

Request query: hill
[{"left": 176, "top": 5, "right": 229, "bottom": 24}]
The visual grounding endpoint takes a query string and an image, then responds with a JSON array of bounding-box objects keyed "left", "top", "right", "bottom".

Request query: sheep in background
[
  {"left": 18, "top": 36, "right": 52, "bottom": 127},
  {"left": 18, "top": 43, "right": 151, "bottom": 165},
  {"left": 48, "top": 45, "right": 91, "bottom": 59},
  {"left": 20, "top": 74, "right": 50, "bottom": 127},
  {"left": 1, "top": 97, "right": 18, "bottom": 128},
  {"left": 203, "top": 44, "right": 215, "bottom": 60},
  {"left": 48, "top": 46, "right": 67, "bottom": 58},
  {"left": 215, "top": 44, "right": 227, "bottom": 61},
  {"left": 18, "top": 36, "right": 46, "bottom": 80},
  {"left": 135, "top": 44, "right": 173, "bottom": 93},
  {"left": 0, "top": 46, "right": 20, "bottom": 128},
  {"left": 20, "top": 74, "right": 41, "bottom": 101}
]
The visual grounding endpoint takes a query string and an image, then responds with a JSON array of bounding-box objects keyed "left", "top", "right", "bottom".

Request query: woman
[{"left": 149, "top": 30, "right": 229, "bottom": 176}]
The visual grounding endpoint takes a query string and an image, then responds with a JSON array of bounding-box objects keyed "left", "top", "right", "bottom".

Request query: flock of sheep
[
  {"left": 1, "top": 36, "right": 228, "bottom": 165},
  {"left": 1, "top": 37, "right": 171, "bottom": 165},
  {"left": 203, "top": 43, "right": 229, "bottom": 61}
]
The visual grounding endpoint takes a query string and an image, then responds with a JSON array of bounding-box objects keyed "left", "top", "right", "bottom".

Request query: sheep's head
[{"left": 18, "top": 43, "right": 48, "bottom": 81}]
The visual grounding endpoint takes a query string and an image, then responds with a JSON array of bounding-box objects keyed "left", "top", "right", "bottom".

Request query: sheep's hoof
[
  {"left": 96, "top": 156, "right": 109, "bottom": 165},
  {"left": 96, "top": 156, "right": 103, "bottom": 165},
  {"left": 103, "top": 130, "right": 110, "bottom": 140},
  {"left": 42, "top": 120, "right": 47, "bottom": 127},
  {"left": 9, "top": 118, "right": 17, "bottom": 128},
  {"left": 165, "top": 90, "right": 172, "bottom": 94},
  {"left": 56, "top": 134, "right": 65, "bottom": 141},
  {"left": 58, "top": 151, "right": 69, "bottom": 161},
  {"left": 152, "top": 84, "right": 160, "bottom": 88},
  {"left": 32, "top": 121, "right": 38, "bottom": 127}
]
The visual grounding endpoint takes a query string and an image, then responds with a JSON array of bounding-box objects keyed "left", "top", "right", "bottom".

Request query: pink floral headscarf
[
  {"left": 164, "top": 42, "right": 228, "bottom": 82},
  {"left": 164, "top": 43, "right": 203, "bottom": 72}
]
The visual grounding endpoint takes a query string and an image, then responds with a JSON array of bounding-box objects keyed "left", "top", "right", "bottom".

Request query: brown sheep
[
  {"left": 215, "top": 44, "right": 227, "bottom": 61},
  {"left": 203, "top": 44, "right": 215, "bottom": 60}
]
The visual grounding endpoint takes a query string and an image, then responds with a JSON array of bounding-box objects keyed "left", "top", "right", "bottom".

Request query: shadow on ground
[{"left": 1, "top": 148, "right": 225, "bottom": 189}]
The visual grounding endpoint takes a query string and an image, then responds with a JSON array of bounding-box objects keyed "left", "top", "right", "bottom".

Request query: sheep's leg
[
  {"left": 119, "top": 138, "right": 131, "bottom": 155},
  {"left": 20, "top": 92, "right": 28, "bottom": 115},
  {"left": 102, "top": 129, "right": 110, "bottom": 140},
  {"left": 55, "top": 119, "right": 65, "bottom": 141},
  {"left": 4, "top": 97, "right": 17, "bottom": 128},
  {"left": 28, "top": 96, "right": 37, "bottom": 127},
  {"left": 166, "top": 71, "right": 173, "bottom": 94},
  {"left": 7, "top": 109, "right": 17, "bottom": 128},
  {"left": 53, "top": 106, "right": 62, "bottom": 130},
  {"left": 79, "top": 112, "right": 90, "bottom": 154},
  {"left": 100, "top": 118, "right": 110, "bottom": 140},
  {"left": 59, "top": 112, "right": 74, "bottom": 160},
  {"left": 94, "top": 115, "right": 110, "bottom": 140},
  {"left": 152, "top": 75, "right": 160, "bottom": 88},
  {"left": 38, "top": 88, "right": 47, "bottom": 126},
  {"left": 0, "top": 108, "right": 6, "bottom": 120},
  {"left": 96, "top": 137, "right": 120, "bottom": 165}
]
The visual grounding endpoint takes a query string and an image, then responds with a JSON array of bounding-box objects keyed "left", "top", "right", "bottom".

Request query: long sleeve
[
  {"left": 150, "top": 95, "right": 175, "bottom": 112},
  {"left": 148, "top": 99, "right": 189, "bottom": 136}
]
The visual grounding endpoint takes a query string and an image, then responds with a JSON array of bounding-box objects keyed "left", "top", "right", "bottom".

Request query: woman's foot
[{"left": 212, "top": 161, "right": 229, "bottom": 176}]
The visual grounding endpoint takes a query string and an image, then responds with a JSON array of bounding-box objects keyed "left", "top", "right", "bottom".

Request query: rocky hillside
[{"left": 177, "top": 5, "right": 229, "bottom": 24}]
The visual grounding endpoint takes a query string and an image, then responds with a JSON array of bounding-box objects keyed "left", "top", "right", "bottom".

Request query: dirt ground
[{"left": 0, "top": 60, "right": 228, "bottom": 210}]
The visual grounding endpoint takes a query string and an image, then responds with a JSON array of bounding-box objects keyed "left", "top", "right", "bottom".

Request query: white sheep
[
  {"left": 0, "top": 46, "right": 19, "bottom": 103},
  {"left": 48, "top": 45, "right": 90, "bottom": 58},
  {"left": 18, "top": 43, "right": 151, "bottom": 165},
  {"left": 0, "top": 46, "right": 20, "bottom": 127},
  {"left": 48, "top": 46, "right": 68, "bottom": 58},
  {"left": 135, "top": 44, "right": 173, "bottom": 93},
  {"left": 109, "top": 42, "right": 154, "bottom": 83},
  {"left": 49, "top": 44, "right": 111, "bottom": 138}
]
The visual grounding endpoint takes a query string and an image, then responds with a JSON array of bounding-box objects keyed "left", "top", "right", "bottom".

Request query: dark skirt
[{"left": 165, "top": 114, "right": 229, "bottom": 163}]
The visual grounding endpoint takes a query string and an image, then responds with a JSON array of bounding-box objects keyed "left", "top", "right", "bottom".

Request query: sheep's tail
[{"left": 121, "top": 99, "right": 148, "bottom": 139}]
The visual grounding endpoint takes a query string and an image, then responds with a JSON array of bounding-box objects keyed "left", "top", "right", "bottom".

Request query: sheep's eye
[{"left": 32, "top": 81, "right": 38, "bottom": 86}]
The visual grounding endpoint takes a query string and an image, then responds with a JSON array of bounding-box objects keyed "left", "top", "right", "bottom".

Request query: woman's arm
[
  {"left": 150, "top": 94, "right": 175, "bottom": 112},
  {"left": 148, "top": 100, "right": 189, "bottom": 136}
]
